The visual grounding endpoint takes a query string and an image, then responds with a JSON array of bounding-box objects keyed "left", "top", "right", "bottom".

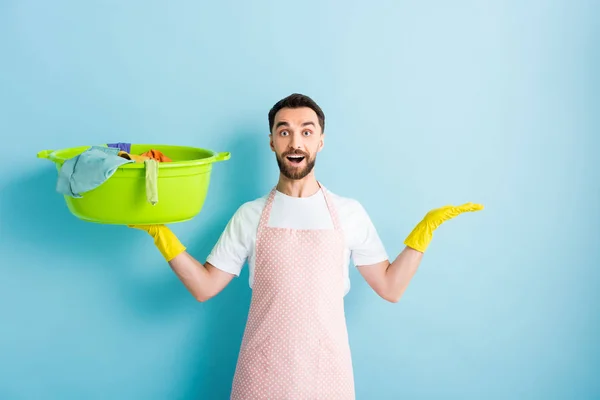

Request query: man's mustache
[{"left": 282, "top": 149, "right": 309, "bottom": 157}]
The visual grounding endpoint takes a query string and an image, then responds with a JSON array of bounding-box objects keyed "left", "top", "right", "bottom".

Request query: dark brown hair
[{"left": 268, "top": 93, "right": 325, "bottom": 133}]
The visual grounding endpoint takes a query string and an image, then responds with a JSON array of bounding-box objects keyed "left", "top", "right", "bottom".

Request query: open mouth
[{"left": 286, "top": 155, "right": 306, "bottom": 165}]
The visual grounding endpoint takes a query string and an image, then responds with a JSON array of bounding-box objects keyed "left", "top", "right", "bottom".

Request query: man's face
[{"left": 270, "top": 107, "right": 324, "bottom": 180}]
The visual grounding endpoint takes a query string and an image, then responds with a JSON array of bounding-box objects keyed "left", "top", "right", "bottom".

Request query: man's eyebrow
[{"left": 275, "top": 121, "right": 316, "bottom": 129}]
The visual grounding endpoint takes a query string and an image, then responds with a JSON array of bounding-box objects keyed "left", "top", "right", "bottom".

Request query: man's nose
[{"left": 289, "top": 133, "right": 301, "bottom": 149}]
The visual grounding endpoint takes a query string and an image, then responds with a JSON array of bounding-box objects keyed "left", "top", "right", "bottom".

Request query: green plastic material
[{"left": 37, "top": 144, "right": 230, "bottom": 225}]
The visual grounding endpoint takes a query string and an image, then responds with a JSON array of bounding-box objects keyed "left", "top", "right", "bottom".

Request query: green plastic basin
[{"left": 37, "top": 144, "right": 230, "bottom": 225}]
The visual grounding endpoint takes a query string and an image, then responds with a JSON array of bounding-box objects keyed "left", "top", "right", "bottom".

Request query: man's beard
[{"left": 276, "top": 149, "right": 316, "bottom": 180}]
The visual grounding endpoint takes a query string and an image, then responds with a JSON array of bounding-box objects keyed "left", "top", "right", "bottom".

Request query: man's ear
[
  {"left": 318, "top": 133, "right": 325, "bottom": 152},
  {"left": 269, "top": 133, "right": 275, "bottom": 152}
]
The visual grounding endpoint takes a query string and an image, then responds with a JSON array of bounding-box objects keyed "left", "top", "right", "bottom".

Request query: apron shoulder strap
[
  {"left": 258, "top": 187, "right": 277, "bottom": 229},
  {"left": 318, "top": 182, "right": 342, "bottom": 231}
]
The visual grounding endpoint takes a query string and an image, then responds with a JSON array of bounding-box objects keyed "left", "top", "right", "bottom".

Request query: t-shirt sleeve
[
  {"left": 205, "top": 203, "right": 253, "bottom": 276},
  {"left": 348, "top": 201, "right": 389, "bottom": 267}
]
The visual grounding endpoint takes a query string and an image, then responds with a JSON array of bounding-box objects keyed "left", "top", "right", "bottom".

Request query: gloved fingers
[
  {"left": 455, "top": 202, "right": 484, "bottom": 213},
  {"left": 128, "top": 224, "right": 149, "bottom": 230},
  {"left": 128, "top": 224, "right": 162, "bottom": 236}
]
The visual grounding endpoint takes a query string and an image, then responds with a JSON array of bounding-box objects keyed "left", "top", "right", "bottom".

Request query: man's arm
[
  {"left": 130, "top": 225, "right": 236, "bottom": 302},
  {"left": 358, "top": 202, "right": 483, "bottom": 303},
  {"left": 357, "top": 247, "right": 423, "bottom": 303},
  {"left": 168, "top": 252, "right": 235, "bottom": 302}
]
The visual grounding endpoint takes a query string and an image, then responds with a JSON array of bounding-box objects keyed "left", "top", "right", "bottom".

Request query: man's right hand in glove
[{"left": 129, "top": 224, "right": 187, "bottom": 262}]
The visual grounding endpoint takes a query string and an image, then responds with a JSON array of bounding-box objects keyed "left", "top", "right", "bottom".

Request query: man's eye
[
  {"left": 303, "top": 130, "right": 312, "bottom": 136},
  {"left": 280, "top": 130, "right": 289, "bottom": 136}
]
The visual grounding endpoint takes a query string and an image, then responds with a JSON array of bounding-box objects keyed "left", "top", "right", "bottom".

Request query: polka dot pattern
[{"left": 230, "top": 184, "right": 356, "bottom": 399}]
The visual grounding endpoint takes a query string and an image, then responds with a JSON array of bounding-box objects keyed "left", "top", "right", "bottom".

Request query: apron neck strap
[{"left": 258, "top": 181, "right": 342, "bottom": 231}]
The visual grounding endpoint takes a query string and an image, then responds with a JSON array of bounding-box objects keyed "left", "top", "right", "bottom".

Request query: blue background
[{"left": 1, "top": 1, "right": 598, "bottom": 399}]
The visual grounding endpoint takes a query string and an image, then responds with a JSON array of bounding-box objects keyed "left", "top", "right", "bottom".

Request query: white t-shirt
[{"left": 206, "top": 187, "right": 389, "bottom": 295}]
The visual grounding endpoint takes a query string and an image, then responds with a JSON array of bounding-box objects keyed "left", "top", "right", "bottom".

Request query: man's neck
[{"left": 276, "top": 173, "right": 320, "bottom": 198}]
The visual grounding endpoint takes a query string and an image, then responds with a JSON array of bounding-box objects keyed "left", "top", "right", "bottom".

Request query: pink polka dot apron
[{"left": 230, "top": 184, "right": 356, "bottom": 399}]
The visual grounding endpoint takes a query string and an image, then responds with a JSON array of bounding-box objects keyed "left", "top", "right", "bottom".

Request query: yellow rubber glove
[
  {"left": 404, "top": 202, "right": 483, "bottom": 253},
  {"left": 129, "top": 224, "right": 186, "bottom": 261}
]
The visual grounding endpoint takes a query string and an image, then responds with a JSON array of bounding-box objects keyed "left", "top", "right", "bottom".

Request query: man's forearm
[
  {"left": 168, "top": 252, "right": 220, "bottom": 302},
  {"left": 131, "top": 225, "right": 234, "bottom": 302},
  {"left": 384, "top": 246, "right": 423, "bottom": 302}
]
